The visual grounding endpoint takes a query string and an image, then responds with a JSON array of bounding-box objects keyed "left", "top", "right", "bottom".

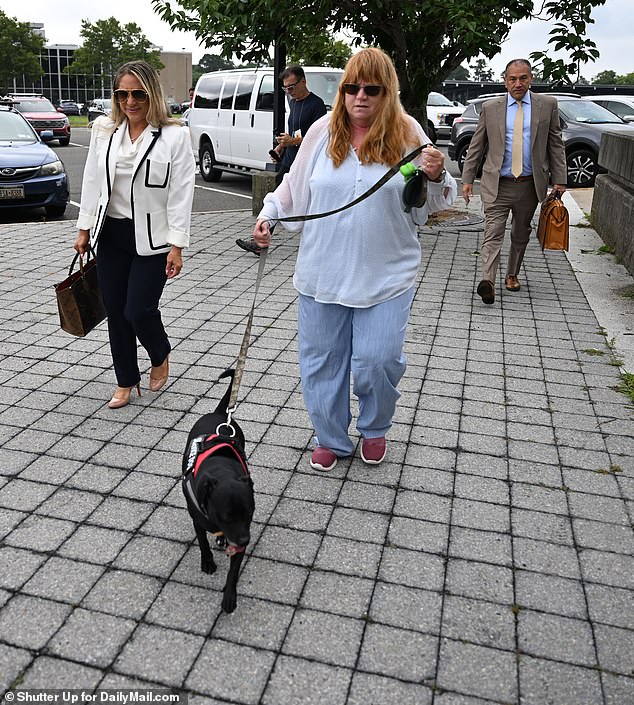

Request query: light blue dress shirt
[{"left": 501, "top": 92, "right": 532, "bottom": 177}]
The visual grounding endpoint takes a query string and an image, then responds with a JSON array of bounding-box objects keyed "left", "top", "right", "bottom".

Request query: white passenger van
[{"left": 188, "top": 67, "right": 343, "bottom": 181}]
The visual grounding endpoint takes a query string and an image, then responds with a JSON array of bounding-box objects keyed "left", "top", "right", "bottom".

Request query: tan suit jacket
[{"left": 462, "top": 92, "right": 567, "bottom": 204}]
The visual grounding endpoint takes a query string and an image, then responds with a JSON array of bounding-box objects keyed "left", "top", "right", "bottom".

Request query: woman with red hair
[{"left": 254, "top": 48, "right": 456, "bottom": 470}]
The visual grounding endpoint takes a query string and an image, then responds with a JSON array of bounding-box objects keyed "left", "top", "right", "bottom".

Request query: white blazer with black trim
[{"left": 77, "top": 116, "right": 196, "bottom": 255}]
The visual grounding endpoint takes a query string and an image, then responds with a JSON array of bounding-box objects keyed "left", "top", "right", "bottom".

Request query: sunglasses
[
  {"left": 282, "top": 79, "right": 303, "bottom": 92},
  {"left": 113, "top": 89, "right": 149, "bottom": 103},
  {"left": 343, "top": 83, "right": 383, "bottom": 97}
]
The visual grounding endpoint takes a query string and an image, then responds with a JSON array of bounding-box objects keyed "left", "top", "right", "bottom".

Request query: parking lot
[{"left": 0, "top": 127, "right": 254, "bottom": 224}]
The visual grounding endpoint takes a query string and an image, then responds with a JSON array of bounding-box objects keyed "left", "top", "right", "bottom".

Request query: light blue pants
[{"left": 298, "top": 287, "right": 415, "bottom": 456}]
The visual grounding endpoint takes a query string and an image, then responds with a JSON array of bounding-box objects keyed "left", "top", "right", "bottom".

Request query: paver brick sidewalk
[{"left": 0, "top": 208, "right": 632, "bottom": 705}]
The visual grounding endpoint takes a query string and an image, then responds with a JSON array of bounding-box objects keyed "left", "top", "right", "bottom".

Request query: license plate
[{"left": 0, "top": 186, "right": 25, "bottom": 200}]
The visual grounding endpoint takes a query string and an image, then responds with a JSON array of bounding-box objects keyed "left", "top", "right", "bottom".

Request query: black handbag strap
[
  {"left": 274, "top": 143, "right": 431, "bottom": 224},
  {"left": 68, "top": 246, "right": 98, "bottom": 277}
]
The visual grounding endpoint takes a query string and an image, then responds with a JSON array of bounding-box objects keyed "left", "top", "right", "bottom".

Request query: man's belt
[{"left": 501, "top": 175, "right": 533, "bottom": 182}]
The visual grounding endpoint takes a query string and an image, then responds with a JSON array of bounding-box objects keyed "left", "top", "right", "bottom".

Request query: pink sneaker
[
  {"left": 361, "top": 437, "right": 387, "bottom": 465},
  {"left": 310, "top": 447, "right": 337, "bottom": 471}
]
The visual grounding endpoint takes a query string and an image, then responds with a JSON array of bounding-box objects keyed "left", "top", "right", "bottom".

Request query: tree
[
  {"left": 592, "top": 69, "right": 617, "bottom": 84},
  {"left": 616, "top": 72, "right": 634, "bottom": 85},
  {"left": 529, "top": 0, "right": 605, "bottom": 84},
  {"left": 193, "top": 53, "right": 235, "bottom": 85},
  {"left": 66, "top": 17, "right": 163, "bottom": 92},
  {"left": 197, "top": 53, "right": 235, "bottom": 72},
  {"left": 447, "top": 65, "right": 470, "bottom": 81},
  {"left": 151, "top": 0, "right": 606, "bottom": 126},
  {"left": 288, "top": 35, "right": 352, "bottom": 68},
  {"left": 0, "top": 10, "right": 45, "bottom": 93},
  {"left": 470, "top": 59, "right": 493, "bottom": 82}
]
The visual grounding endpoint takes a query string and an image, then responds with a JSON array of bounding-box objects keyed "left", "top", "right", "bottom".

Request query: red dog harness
[
  {"left": 183, "top": 432, "right": 250, "bottom": 556},
  {"left": 192, "top": 434, "right": 248, "bottom": 478}
]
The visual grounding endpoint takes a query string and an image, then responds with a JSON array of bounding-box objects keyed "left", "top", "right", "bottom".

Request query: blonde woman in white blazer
[{"left": 74, "top": 60, "right": 195, "bottom": 409}]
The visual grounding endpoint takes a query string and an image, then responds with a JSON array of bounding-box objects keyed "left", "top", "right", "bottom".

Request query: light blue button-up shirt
[{"left": 501, "top": 92, "right": 532, "bottom": 177}]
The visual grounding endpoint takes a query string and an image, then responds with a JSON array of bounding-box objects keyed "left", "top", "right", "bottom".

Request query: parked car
[
  {"left": 583, "top": 95, "right": 634, "bottom": 123},
  {"left": 0, "top": 103, "right": 69, "bottom": 217},
  {"left": 426, "top": 91, "right": 464, "bottom": 140},
  {"left": 166, "top": 98, "right": 182, "bottom": 114},
  {"left": 56, "top": 99, "right": 80, "bottom": 116},
  {"left": 188, "top": 67, "right": 343, "bottom": 181},
  {"left": 448, "top": 94, "right": 634, "bottom": 187},
  {"left": 87, "top": 98, "right": 112, "bottom": 124},
  {"left": 4, "top": 94, "right": 70, "bottom": 146}
]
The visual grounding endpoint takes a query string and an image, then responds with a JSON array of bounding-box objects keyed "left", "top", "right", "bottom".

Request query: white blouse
[
  {"left": 259, "top": 114, "right": 457, "bottom": 308},
  {"left": 107, "top": 125, "right": 151, "bottom": 220}
]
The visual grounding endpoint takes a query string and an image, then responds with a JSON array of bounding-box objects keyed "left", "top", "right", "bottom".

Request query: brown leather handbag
[
  {"left": 54, "top": 249, "right": 107, "bottom": 336},
  {"left": 536, "top": 190, "right": 569, "bottom": 251}
]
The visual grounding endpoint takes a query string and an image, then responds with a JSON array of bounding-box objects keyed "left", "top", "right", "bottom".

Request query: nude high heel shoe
[
  {"left": 107, "top": 383, "right": 141, "bottom": 409},
  {"left": 149, "top": 356, "right": 169, "bottom": 392}
]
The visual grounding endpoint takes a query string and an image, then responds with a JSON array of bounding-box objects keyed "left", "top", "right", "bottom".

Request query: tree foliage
[
  {"left": 151, "top": 0, "right": 606, "bottom": 125},
  {"left": 529, "top": 0, "right": 605, "bottom": 84},
  {"left": 470, "top": 59, "right": 494, "bottom": 82},
  {"left": 66, "top": 17, "right": 163, "bottom": 90},
  {"left": 193, "top": 53, "right": 235, "bottom": 85},
  {"left": 592, "top": 69, "right": 634, "bottom": 85},
  {"left": 288, "top": 35, "right": 352, "bottom": 68},
  {"left": 592, "top": 70, "right": 617, "bottom": 84},
  {"left": 447, "top": 65, "right": 470, "bottom": 81},
  {"left": 197, "top": 53, "right": 235, "bottom": 73},
  {"left": 0, "top": 10, "right": 45, "bottom": 93}
]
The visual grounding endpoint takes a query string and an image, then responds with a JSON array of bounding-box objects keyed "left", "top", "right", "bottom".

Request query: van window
[
  {"left": 220, "top": 76, "right": 240, "bottom": 110},
  {"left": 195, "top": 75, "right": 223, "bottom": 109},
  {"left": 255, "top": 75, "right": 275, "bottom": 112},
  {"left": 308, "top": 71, "right": 343, "bottom": 109},
  {"left": 234, "top": 73, "right": 256, "bottom": 111}
]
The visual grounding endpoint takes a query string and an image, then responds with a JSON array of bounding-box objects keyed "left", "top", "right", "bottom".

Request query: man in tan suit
[{"left": 463, "top": 59, "right": 567, "bottom": 304}]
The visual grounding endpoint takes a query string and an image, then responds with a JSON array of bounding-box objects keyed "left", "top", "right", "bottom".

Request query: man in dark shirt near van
[
  {"left": 237, "top": 66, "right": 327, "bottom": 256},
  {"left": 274, "top": 66, "right": 327, "bottom": 185}
]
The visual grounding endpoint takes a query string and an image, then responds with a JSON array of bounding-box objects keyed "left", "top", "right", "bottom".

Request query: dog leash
[
  {"left": 225, "top": 142, "right": 432, "bottom": 424},
  {"left": 225, "top": 247, "right": 268, "bottom": 427},
  {"left": 273, "top": 143, "right": 430, "bottom": 224}
]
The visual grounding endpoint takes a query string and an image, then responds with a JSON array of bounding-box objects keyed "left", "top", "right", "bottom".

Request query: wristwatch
[{"left": 430, "top": 168, "right": 447, "bottom": 184}]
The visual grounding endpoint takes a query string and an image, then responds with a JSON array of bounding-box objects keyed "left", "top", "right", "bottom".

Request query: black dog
[{"left": 182, "top": 370, "right": 254, "bottom": 613}]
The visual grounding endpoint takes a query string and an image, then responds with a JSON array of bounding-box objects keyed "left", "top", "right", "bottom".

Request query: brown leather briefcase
[{"left": 536, "top": 191, "right": 569, "bottom": 251}]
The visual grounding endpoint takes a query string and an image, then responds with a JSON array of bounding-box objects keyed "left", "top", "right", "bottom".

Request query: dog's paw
[
  {"left": 201, "top": 558, "right": 217, "bottom": 575},
  {"left": 221, "top": 591, "right": 237, "bottom": 613}
]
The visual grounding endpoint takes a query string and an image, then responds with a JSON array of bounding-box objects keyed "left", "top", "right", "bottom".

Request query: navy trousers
[{"left": 97, "top": 216, "right": 171, "bottom": 387}]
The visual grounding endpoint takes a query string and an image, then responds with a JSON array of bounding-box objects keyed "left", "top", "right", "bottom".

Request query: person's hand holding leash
[
  {"left": 420, "top": 145, "right": 445, "bottom": 182},
  {"left": 253, "top": 219, "right": 271, "bottom": 249},
  {"left": 166, "top": 246, "right": 183, "bottom": 278}
]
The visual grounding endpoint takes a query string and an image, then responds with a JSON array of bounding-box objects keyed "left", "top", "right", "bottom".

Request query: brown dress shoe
[
  {"left": 149, "top": 356, "right": 169, "bottom": 392},
  {"left": 477, "top": 279, "right": 495, "bottom": 305},
  {"left": 505, "top": 275, "right": 521, "bottom": 291}
]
